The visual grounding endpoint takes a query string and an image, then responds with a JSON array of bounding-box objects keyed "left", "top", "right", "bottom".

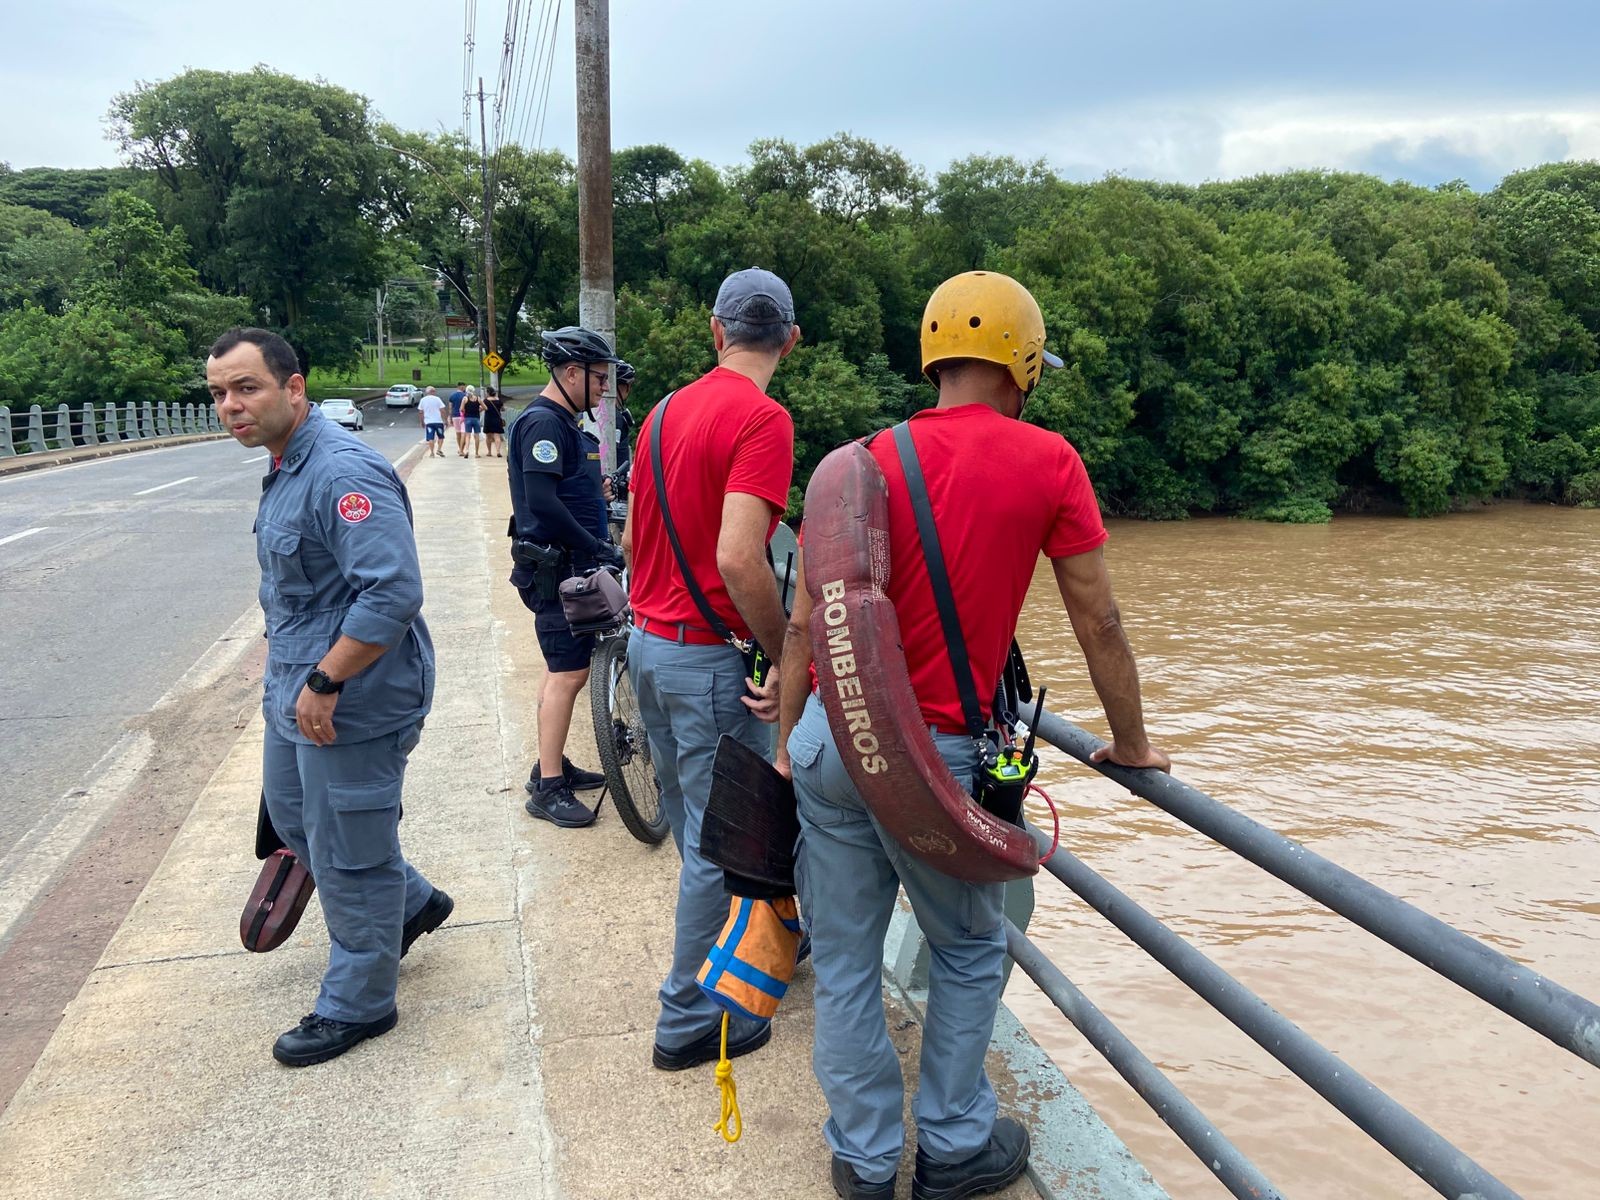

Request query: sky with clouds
[{"left": 5, "top": 0, "right": 1599, "bottom": 191}]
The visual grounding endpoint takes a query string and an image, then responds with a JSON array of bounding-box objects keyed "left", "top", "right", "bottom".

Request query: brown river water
[{"left": 1004, "top": 504, "right": 1600, "bottom": 1199}]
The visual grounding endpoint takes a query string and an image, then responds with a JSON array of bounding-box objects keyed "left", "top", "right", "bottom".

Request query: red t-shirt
[
  {"left": 630, "top": 366, "right": 795, "bottom": 639},
  {"left": 856, "top": 404, "right": 1106, "bottom": 734}
]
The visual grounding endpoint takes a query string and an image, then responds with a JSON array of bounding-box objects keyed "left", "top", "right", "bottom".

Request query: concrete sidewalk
[{"left": 0, "top": 444, "right": 1046, "bottom": 1199}]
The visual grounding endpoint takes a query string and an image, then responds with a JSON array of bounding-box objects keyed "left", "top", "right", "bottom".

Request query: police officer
[
  {"left": 206, "top": 327, "right": 453, "bottom": 1068},
  {"left": 508, "top": 326, "right": 625, "bottom": 828}
]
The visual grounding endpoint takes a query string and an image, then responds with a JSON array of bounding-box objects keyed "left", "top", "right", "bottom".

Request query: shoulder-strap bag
[
  {"left": 649, "top": 391, "right": 739, "bottom": 646},
  {"left": 891, "top": 421, "right": 1041, "bottom": 824}
]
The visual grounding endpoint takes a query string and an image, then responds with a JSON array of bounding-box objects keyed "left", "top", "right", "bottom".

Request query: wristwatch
[{"left": 305, "top": 668, "right": 344, "bottom": 695}]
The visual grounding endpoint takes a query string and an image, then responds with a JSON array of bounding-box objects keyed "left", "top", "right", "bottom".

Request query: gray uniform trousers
[
  {"left": 262, "top": 720, "right": 435, "bottom": 1023},
  {"left": 789, "top": 692, "right": 1005, "bottom": 1185},
  {"left": 628, "top": 633, "right": 772, "bottom": 1047}
]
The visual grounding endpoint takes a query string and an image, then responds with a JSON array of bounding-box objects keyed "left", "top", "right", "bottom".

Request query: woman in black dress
[{"left": 482, "top": 387, "right": 506, "bottom": 457}]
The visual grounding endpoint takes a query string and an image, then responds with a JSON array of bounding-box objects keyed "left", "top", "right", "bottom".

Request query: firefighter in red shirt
[
  {"left": 622, "top": 268, "right": 799, "bottom": 1071},
  {"left": 777, "top": 271, "right": 1169, "bottom": 1199}
]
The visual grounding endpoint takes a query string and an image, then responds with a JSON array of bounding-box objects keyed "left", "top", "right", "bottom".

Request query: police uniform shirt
[
  {"left": 254, "top": 405, "right": 435, "bottom": 745},
  {"left": 507, "top": 397, "right": 608, "bottom": 553}
]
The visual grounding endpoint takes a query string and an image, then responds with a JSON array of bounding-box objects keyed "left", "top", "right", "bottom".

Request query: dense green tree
[
  {"left": 0, "top": 203, "right": 85, "bottom": 314},
  {"left": 0, "top": 166, "right": 145, "bottom": 227},
  {"left": 110, "top": 67, "right": 384, "bottom": 371}
]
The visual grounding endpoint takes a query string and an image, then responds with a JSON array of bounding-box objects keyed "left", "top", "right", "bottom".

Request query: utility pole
[
  {"left": 575, "top": 0, "right": 618, "bottom": 473},
  {"left": 477, "top": 77, "right": 498, "bottom": 393},
  {"left": 374, "top": 287, "right": 387, "bottom": 385}
]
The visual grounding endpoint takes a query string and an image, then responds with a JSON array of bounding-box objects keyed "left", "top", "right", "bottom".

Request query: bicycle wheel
[{"left": 590, "top": 631, "right": 670, "bottom": 844}]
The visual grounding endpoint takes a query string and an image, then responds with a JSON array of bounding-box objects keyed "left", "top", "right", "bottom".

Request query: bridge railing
[
  {"left": 994, "top": 703, "right": 1600, "bottom": 1200},
  {"left": 0, "top": 401, "right": 220, "bottom": 458}
]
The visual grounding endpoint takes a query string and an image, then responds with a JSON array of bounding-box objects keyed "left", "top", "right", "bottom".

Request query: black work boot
[
  {"left": 400, "top": 887, "right": 454, "bottom": 958},
  {"left": 524, "top": 777, "right": 597, "bottom": 828},
  {"left": 831, "top": 1155, "right": 895, "bottom": 1198},
  {"left": 651, "top": 1016, "right": 771, "bottom": 1070},
  {"left": 525, "top": 756, "right": 606, "bottom": 793},
  {"left": 912, "top": 1117, "right": 1030, "bottom": 1200},
  {"left": 272, "top": 1009, "right": 398, "bottom": 1067}
]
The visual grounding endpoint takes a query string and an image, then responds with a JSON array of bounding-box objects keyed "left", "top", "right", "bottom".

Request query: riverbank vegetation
[{"left": 4, "top": 66, "right": 1599, "bottom": 518}]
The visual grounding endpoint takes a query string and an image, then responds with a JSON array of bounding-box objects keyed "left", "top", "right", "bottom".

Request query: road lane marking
[
  {"left": 0, "top": 604, "right": 266, "bottom": 949},
  {"left": 133, "top": 476, "right": 198, "bottom": 496},
  {"left": 0, "top": 527, "right": 46, "bottom": 547},
  {"left": 241, "top": 455, "right": 268, "bottom": 464}
]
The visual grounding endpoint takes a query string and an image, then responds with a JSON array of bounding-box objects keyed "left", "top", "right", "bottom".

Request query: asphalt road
[{"left": 0, "top": 400, "right": 430, "bottom": 867}]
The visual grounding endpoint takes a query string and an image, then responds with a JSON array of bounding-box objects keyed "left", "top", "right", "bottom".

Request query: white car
[
  {"left": 384, "top": 383, "right": 420, "bottom": 408},
  {"left": 320, "top": 398, "right": 365, "bottom": 431}
]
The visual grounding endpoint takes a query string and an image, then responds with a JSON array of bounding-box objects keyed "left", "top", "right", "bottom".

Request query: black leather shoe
[
  {"left": 652, "top": 1016, "right": 771, "bottom": 1071},
  {"left": 912, "top": 1117, "right": 1030, "bottom": 1200},
  {"left": 525, "top": 780, "right": 597, "bottom": 828},
  {"left": 272, "top": 1009, "right": 398, "bottom": 1067},
  {"left": 832, "top": 1155, "right": 895, "bottom": 1198},
  {"left": 401, "top": 887, "right": 454, "bottom": 958},
  {"left": 525, "top": 756, "right": 607, "bottom": 793}
]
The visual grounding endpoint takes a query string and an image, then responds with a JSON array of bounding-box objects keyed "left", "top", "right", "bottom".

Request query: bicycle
[{"left": 587, "top": 581, "right": 670, "bottom": 846}]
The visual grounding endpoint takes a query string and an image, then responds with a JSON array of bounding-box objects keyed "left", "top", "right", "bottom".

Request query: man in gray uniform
[{"left": 207, "top": 327, "right": 453, "bottom": 1067}]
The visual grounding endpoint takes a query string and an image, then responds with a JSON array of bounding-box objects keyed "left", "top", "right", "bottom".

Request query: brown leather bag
[{"left": 240, "top": 849, "right": 316, "bottom": 952}]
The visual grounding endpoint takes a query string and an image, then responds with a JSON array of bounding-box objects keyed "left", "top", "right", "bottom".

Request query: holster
[
  {"left": 240, "top": 849, "right": 315, "bottom": 953},
  {"left": 508, "top": 517, "right": 569, "bottom": 605}
]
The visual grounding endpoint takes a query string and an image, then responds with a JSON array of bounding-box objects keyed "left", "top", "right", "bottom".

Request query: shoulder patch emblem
[
  {"left": 337, "top": 492, "right": 373, "bottom": 524},
  {"left": 532, "top": 439, "right": 559, "bottom": 464}
]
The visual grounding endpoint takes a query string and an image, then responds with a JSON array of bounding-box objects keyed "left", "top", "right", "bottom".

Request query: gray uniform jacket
[{"left": 254, "top": 406, "right": 435, "bottom": 745}]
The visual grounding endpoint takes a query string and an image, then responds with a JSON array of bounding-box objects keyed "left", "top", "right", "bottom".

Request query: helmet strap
[{"left": 549, "top": 367, "right": 581, "bottom": 415}]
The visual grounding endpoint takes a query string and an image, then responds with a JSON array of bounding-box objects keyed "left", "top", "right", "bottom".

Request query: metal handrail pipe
[
  {"left": 1023, "top": 707, "right": 1600, "bottom": 1070},
  {"left": 1004, "top": 920, "right": 1285, "bottom": 1200},
  {"left": 1032, "top": 833, "right": 1519, "bottom": 1200}
]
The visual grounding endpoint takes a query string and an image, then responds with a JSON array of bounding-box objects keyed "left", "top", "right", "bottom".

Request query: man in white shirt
[{"left": 417, "top": 387, "right": 447, "bottom": 458}]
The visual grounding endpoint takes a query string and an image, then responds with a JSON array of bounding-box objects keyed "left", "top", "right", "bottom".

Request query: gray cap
[{"left": 713, "top": 267, "right": 795, "bottom": 326}]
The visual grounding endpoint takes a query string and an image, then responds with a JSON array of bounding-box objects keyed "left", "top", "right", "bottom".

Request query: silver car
[
  {"left": 384, "top": 383, "right": 420, "bottom": 408},
  {"left": 320, "top": 398, "right": 365, "bottom": 431}
]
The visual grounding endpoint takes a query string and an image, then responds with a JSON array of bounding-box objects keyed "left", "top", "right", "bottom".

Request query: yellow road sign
[{"left": 482, "top": 351, "right": 505, "bottom": 373}]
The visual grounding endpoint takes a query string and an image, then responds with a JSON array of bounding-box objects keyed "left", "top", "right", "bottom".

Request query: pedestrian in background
[
  {"left": 482, "top": 386, "right": 506, "bottom": 457},
  {"left": 462, "top": 388, "right": 483, "bottom": 457},
  {"left": 418, "top": 387, "right": 447, "bottom": 458},
  {"left": 207, "top": 326, "right": 453, "bottom": 1068}
]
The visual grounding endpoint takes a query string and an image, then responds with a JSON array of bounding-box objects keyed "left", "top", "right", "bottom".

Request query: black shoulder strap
[
  {"left": 649, "top": 392, "right": 736, "bottom": 644},
  {"left": 892, "top": 421, "right": 986, "bottom": 741}
]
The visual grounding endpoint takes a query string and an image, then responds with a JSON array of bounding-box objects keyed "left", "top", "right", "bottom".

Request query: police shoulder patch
[{"left": 532, "top": 439, "right": 559, "bottom": 464}]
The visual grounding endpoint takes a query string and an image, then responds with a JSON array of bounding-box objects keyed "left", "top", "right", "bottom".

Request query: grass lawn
[{"left": 305, "top": 350, "right": 548, "bottom": 400}]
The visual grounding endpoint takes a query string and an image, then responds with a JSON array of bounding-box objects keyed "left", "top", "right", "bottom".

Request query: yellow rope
[{"left": 713, "top": 1011, "right": 742, "bottom": 1143}]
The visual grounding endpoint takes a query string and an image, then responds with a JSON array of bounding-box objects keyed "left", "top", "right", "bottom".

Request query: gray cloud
[{"left": 3, "top": 0, "right": 1600, "bottom": 192}]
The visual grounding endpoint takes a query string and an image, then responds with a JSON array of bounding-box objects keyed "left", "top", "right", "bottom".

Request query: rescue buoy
[{"left": 803, "top": 441, "right": 1040, "bottom": 884}]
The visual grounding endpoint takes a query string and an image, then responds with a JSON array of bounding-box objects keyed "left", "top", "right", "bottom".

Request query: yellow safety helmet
[{"left": 920, "top": 270, "right": 1062, "bottom": 394}]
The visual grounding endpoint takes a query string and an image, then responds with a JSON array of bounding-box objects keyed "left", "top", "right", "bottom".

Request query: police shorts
[{"left": 534, "top": 607, "right": 595, "bottom": 673}]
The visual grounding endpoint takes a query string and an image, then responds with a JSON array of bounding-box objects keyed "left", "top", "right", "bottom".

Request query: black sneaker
[
  {"left": 832, "top": 1156, "right": 895, "bottom": 1198},
  {"left": 400, "top": 887, "right": 454, "bottom": 958},
  {"left": 525, "top": 756, "right": 607, "bottom": 793},
  {"left": 651, "top": 1016, "right": 771, "bottom": 1071},
  {"left": 524, "top": 779, "right": 597, "bottom": 828},
  {"left": 912, "top": 1117, "right": 1030, "bottom": 1200},
  {"left": 272, "top": 1009, "right": 398, "bottom": 1067}
]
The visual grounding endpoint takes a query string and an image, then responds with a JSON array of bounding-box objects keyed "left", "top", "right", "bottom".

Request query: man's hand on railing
[{"left": 1090, "top": 740, "right": 1171, "bottom": 772}]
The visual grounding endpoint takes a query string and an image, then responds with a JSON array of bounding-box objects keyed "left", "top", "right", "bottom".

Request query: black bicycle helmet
[
  {"left": 615, "top": 359, "right": 636, "bottom": 385},
  {"left": 539, "top": 326, "right": 621, "bottom": 368}
]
